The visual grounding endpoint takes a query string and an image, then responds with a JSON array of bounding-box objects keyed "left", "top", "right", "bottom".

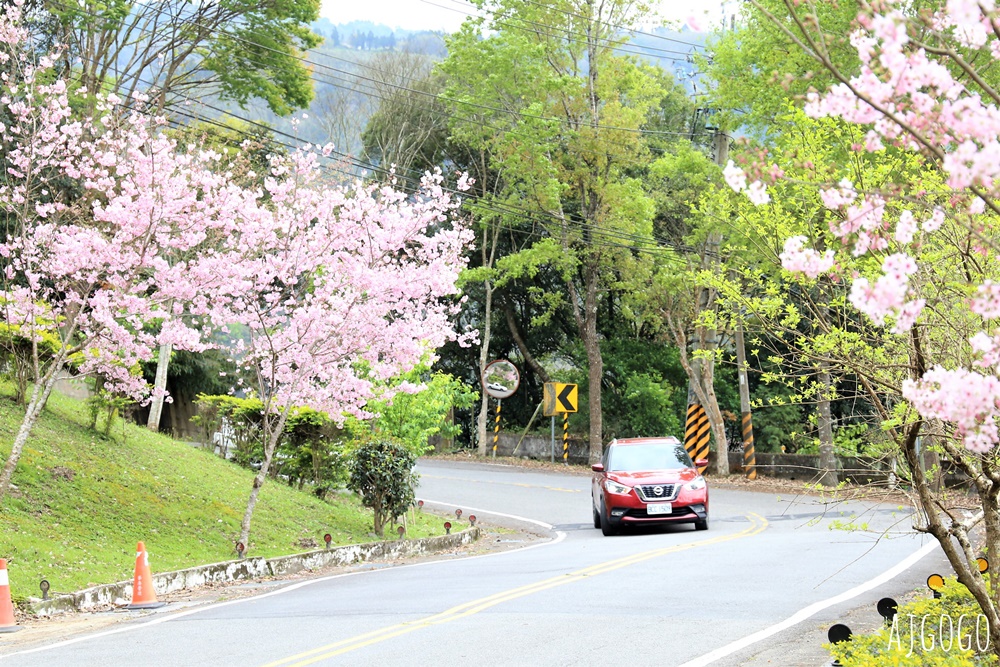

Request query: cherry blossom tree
[
  {"left": 0, "top": 1, "right": 475, "bottom": 544},
  {"left": 214, "top": 158, "right": 473, "bottom": 549},
  {"left": 724, "top": 0, "right": 1000, "bottom": 652},
  {"left": 0, "top": 2, "right": 270, "bottom": 497}
]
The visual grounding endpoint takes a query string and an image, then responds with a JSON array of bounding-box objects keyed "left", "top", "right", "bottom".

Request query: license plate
[{"left": 647, "top": 503, "right": 672, "bottom": 515}]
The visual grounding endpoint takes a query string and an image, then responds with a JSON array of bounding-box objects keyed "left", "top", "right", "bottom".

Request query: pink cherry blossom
[
  {"left": 895, "top": 210, "right": 917, "bottom": 243},
  {"left": 820, "top": 179, "right": 858, "bottom": 209},
  {"left": 971, "top": 281, "right": 1000, "bottom": 318},
  {"left": 746, "top": 181, "right": 770, "bottom": 205},
  {"left": 903, "top": 366, "right": 1000, "bottom": 452},
  {"left": 0, "top": 3, "right": 473, "bottom": 499},
  {"left": 780, "top": 0, "right": 1000, "bottom": 453},
  {"left": 684, "top": 15, "right": 704, "bottom": 32},
  {"left": 779, "top": 236, "right": 835, "bottom": 278},
  {"left": 723, "top": 160, "right": 747, "bottom": 192}
]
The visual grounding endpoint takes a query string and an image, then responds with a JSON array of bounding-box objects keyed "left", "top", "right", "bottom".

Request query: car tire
[
  {"left": 694, "top": 516, "right": 709, "bottom": 531},
  {"left": 592, "top": 498, "right": 601, "bottom": 529},
  {"left": 599, "top": 499, "right": 618, "bottom": 536}
]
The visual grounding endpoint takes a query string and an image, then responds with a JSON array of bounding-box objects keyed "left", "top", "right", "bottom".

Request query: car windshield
[{"left": 608, "top": 442, "right": 693, "bottom": 471}]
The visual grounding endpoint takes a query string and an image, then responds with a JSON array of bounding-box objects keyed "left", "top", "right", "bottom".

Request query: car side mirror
[
  {"left": 695, "top": 458, "right": 709, "bottom": 468},
  {"left": 591, "top": 463, "right": 605, "bottom": 472}
]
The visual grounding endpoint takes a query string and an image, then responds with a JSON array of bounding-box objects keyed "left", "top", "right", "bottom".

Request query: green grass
[{"left": 0, "top": 388, "right": 446, "bottom": 599}]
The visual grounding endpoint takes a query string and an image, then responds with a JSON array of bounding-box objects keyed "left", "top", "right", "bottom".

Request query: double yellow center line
[{"left": 263, "top": 513, "right": 767, "bottom": 666}]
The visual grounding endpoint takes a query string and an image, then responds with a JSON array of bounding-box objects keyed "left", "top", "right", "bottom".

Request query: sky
[{"left": 320, "top": 0, "right": 732, "bottom": 33}]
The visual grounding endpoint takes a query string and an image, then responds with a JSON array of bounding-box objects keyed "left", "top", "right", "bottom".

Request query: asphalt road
[{"left": 0, "top": 459, "right": 947, "bottom": 666}]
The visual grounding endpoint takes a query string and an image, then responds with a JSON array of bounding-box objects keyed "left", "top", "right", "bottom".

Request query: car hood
[{"left": 607, "top": 468, "right": 701, "bottom": 485}]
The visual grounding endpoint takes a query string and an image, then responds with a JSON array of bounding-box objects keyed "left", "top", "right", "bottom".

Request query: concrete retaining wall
[
  {"left": 492, "top": 432, "right": 589, "bottom": 464},
  {"left": 712, "top": 451, "right": 967, "bottom": 486},
  {"left": 488, "top": 431, "right": 967, "bottom": 486},
  {"left": 28, "top": 527, "right": 480, "bottom": 616},
  {"left": 714, "top": 451, "right": 890, "bottom": 483}
]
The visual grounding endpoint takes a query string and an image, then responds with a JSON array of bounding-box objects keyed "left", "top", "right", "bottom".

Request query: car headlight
[
  {"left": 604, "top": 479, "right": 632, "bottom": 495},
  {"left": 685, "top": 476, "right": 707, "bottom": 491}
]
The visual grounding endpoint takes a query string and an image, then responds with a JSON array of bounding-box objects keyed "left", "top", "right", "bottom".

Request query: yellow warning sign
[{"left": 543, "top": 383, "right": 578, "bottom": 416}]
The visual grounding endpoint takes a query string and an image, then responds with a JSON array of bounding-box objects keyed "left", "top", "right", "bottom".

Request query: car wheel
[
  {"left": 694, "top": 516, "right": 709, "bottom": 531},
  {"left": 599, "top": 499, "right": 618, "bottom": 536},
  {"left": 592, "top": 498, "right": 601, "bottom": 529}
]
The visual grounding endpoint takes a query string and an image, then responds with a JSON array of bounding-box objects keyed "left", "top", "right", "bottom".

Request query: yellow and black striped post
[
  {"left": 562, "top": 412, "right": 569, "bottom": 464},
  {"left": 492, "top": 400, "right": 501, "bottom": 458},
  {"left": 742, "top": 411, "right": 756, "bottom": 480},
  {"left": 685, "top": 402, "right": 710, "bottom": 473}
]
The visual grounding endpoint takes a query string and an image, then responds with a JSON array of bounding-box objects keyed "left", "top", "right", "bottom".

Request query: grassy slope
[{"left": 0, "top": 388, "right": 441, "bottom": 599}]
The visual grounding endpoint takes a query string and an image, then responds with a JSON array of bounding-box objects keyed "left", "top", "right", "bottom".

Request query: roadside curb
[{"left": 27, "top": 527, "right": 480, "bottom": 616}]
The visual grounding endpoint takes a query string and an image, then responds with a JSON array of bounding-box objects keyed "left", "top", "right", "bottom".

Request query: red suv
[{"left": 591, "top": 437, "right": 709, "bottom": 536}]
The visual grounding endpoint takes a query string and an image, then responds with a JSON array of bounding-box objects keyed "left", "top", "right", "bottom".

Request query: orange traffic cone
[
  {"left": 0, "top": 558, "right": 22, "bottom": 633},
  {"left": 126, "top": 542, "right": 165, "bottom": 610}
]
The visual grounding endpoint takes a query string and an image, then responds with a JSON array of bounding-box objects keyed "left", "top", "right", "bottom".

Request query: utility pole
[
  {"left": 684, "top": 9, "right": 733, "bottom": 476},
  {"left": 683, "top": 126, "right": 730, "bottom": 476}
]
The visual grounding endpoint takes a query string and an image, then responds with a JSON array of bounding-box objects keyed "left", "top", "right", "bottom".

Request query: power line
[
  {"left": 232, "top": 49, "right": 696, "bottom": 160},
  {"left": 161, "top": 92, "right": 690, "bottom": 259},
  {"left": 417, "top": 0, "right": 701, "bottom": 61},
  {"left": 44, "top": 4, "right": 701, "bottom": 256},
  {"left": 51, "top": 1, "right": 701, "bottom": 141},
  {"left": 43, "top": 3, "right": 706, "bottom": 168}
]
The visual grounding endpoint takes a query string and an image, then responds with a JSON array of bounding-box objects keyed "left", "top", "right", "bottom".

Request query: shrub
[
  {"left": 347, "top": 438, "right": 417, "bottom": 537},
  {"left": 828, "top": 577, "right": 998, "bottom": 666}
]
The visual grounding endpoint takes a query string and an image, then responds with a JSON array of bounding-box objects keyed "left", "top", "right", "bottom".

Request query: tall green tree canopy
[{"left": 437, "top": 0, "right": 691, "bottom": 461}]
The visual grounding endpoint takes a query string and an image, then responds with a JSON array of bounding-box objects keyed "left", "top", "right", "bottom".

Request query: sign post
[
  {"left": 550, "top": 416, "right": 555, "bottom": 462},
  {"left": 563, "top": 411, "right": 569, "bottom": 464},
  {"left": 493, "top": 401, "right": 501, "bottom": 458},
  {"left": 543, "top": 382, "right": 577, "bottom": 464},
  {"left": 483, "top": 360, "right": 520, "bottom": 458}
]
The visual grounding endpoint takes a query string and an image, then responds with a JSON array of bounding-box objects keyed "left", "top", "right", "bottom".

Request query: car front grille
[
  {"left": 624, "top": 505, "right": 694, "bottom": 519},
  {"left": 635, "top": 483, "right": 678, "bottom": 502}
]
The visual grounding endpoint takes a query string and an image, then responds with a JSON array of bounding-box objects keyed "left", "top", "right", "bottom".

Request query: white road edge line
[
  {"left": 677, "top": 538, "right": 940, "bottom": 667},
  {"left": 0, "top": 506, "right": 565, "bottom": 660}
]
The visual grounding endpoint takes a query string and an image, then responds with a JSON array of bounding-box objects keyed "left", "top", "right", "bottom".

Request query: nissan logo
[{"left": 653, "top": 486, "right": 663, "bottom": 496}]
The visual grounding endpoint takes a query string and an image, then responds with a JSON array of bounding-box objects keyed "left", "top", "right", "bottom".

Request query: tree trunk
[
  {"left": 0, "top": 358, "right": 64, "bottom": 498},
  {"left": 699, "top": 314, "right": 728, "bottom": 476},
  {"left": 238, "top": 405, "right": 292, "bottom": 550},
  {"left": 671, "top": 315, "right": 728, "bottom": 476},
  {"left": 146, "top": 341, "right": 172, "bottom": 432},
  {"left": 699, "top": 356, "right": 729, "bottom": 476},
  {"left": 503, "top": 303, "right": 550, "bottom": 383},
  {"left": 582, "top": 261, "right": 603, "bottom": 464},
  {"left": 816, "top": 365, "right": 838, "bottom": 486}
]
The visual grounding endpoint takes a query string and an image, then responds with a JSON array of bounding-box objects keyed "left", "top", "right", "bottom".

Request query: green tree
[
  {"left": 349, "top": 368, "right": 478, "bottom": 456},
  {"left": 347, "top": 439, "right": 417, "bottom": 538},
  {"left": 438, "top": 0, "right": 669, "bottom": 463},
  {"left": 696, "top": 109, "right": 941, "bottom": 485},
  {"left": 45, "top": 0, "right": 321, "bottom": 115},
  {"left": 600, "top": 339, "right": 686, "bottom": 440},
  {"left": 701, "top": 0, "right": 862, "bottom": 137}
]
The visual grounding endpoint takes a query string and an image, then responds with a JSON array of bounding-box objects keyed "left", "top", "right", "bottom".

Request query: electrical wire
[
  {"left": 161, "top": 94, "right": 692, "bottom": 260},
  {"left": 416, "top": 0, "right": 701, "bottom": 60},
  {"left": 225, "top": 48, "right": 697, "bottom": 161},
  {"left": 49, "top": 1, "right": 703, "bottom": 140},
  {"left": 509, "top": 0, "right": 708, "bottom": 49},
  {"left": 43, "top": 4, "right": 710, "bottom": 258}
]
